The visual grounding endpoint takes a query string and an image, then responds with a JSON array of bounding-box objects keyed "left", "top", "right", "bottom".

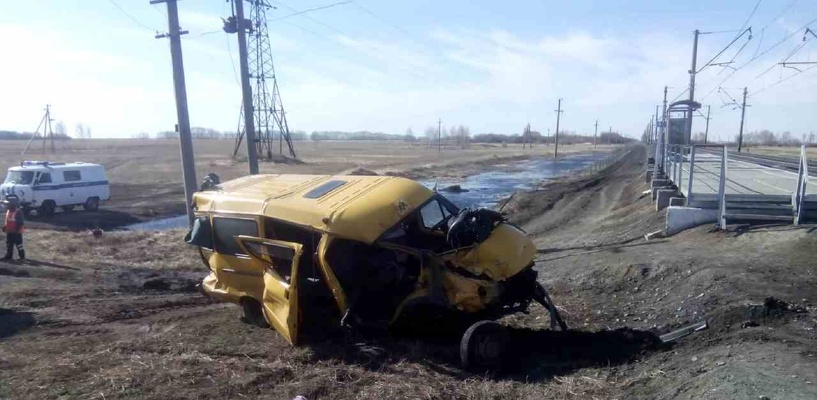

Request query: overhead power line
[
  {"left": 700, "top": 17, "right": 817, "bottom": 100},
  {"left": 108, "top": 0, "right": 157, "bottom": 32},
  {"left": 737, "top": 0, "right": 762, "bottom": 33},
  {"left": 750, "top": 63, "right": 817, "bottom": 98},
  {"left": 698, "top": 27, "right": 752, "bottom": 73},
  {"left": 270, "top": 1, "right": 351, "bottom": 22}
]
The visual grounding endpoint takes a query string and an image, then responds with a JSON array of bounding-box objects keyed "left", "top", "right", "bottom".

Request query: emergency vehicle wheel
[
  {"left": 39, "top": 201, "right": 56, "bottom": 218},
  {"left": 460, "top": 320, "right": 508, "bottom": 370},
  {"left": 83, "top": 197, "right": 100, "bottom": 212}
]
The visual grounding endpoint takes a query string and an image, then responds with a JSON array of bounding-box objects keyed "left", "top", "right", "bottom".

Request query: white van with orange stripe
[{"left": 1, "top": 161, "right": 110, "bottom": 217}]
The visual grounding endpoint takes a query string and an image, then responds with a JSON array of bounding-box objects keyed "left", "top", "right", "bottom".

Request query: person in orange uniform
[{"left": 2, "top": 195, "right": 25, "bottom": 261}]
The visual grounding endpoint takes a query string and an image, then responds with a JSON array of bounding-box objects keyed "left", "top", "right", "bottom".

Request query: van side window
[
  {"left": 265, "top": 219, "right": 322, "bottom": 275},
  {"left": 213, "top": 217, "right": 258, "bottom": 256},
  {"left": 63, "top": 170, "right": 82, "bottom": 182},
  {"left": 38, "top": 173, "right": 52, "bottom": 184}
]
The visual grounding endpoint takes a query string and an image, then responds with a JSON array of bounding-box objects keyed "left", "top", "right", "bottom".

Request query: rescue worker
[{"left": 2, "top": 195, "right": 25, "bottom": 261}]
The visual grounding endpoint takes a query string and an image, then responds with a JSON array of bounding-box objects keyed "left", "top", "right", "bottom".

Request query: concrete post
[
  {"left": 686, "top": 146, "right": 696, "bottom": 204},
  {"left": 718, "top": 146, "right": 728, "bottom": 229}
]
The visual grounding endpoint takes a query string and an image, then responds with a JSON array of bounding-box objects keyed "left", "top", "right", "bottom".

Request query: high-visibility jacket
[{"left": 4, "top": 209, "right": 24, "bottom": 234}]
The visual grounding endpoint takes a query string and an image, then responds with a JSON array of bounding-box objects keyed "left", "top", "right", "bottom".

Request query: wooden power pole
[{"left": 152, "top": 0, "right": 198, "bottom": 226}]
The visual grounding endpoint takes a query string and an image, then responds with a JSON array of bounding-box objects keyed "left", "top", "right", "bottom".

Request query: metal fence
[
  {"left": 661, "top": 144, "right": 812, "bottom": 227},
  {"left": 588, "top": 146, "right": 633, "bottom": 173}
]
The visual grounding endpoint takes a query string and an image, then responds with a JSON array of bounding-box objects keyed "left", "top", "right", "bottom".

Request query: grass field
[
  {"left": 1, "top": 139, "right": 617, "bottom": 230},
  {"left": 2, "top": 145, "right": 815, "bottom": 399},
  {"left": 742, "top": 145, "right": 817, "bottom": 159},
  {"left": 0, "top": 139, "right": 615, "bottom": 185}
]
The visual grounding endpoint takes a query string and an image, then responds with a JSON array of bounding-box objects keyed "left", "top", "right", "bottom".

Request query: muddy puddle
[
  {"left": 423, "top": 153, "right": 605, "bottom": 208},
  {"left": 127, "top": 153, "right": 606, "bottom": 231}
]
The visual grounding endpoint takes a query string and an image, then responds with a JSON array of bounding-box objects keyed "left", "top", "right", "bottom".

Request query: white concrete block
[{"left": 665, "top": 206, "right": 719, "bottom": 235}]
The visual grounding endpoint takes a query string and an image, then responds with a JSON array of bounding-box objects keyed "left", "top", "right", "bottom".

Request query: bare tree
[
  {"left": 75, "top": 123, "right": 91, "bottom": 139},
  {"left": 55, "top": 120, "right": 67, "bottom": 138},
  {"left": 424, "top": 126, "right": 437, "bottom": 147}
]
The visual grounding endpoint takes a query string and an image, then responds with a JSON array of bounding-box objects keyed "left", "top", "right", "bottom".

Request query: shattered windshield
[
  {"left": 420, "top": 198, "right": 454, "bottom": 229},
  {"left": 381, "top": 195, "right": 459, "bottom": 243},
  {"left": 4, "top": 171, "right": 35, "bottom": 185}
]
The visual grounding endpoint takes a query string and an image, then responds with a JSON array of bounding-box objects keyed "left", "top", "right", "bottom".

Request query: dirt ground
[
  {"left": 1, "top": 144, "right": 816, "bottom": 399},
  {"left": 0, "top": 139, "right": 613, "bottom": 230}
]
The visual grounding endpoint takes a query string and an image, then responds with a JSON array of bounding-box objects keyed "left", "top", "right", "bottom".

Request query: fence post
[
  {"left": 679, "top": 147, "right": 685, "bottom": 191},
  {"left": 718, "top": 146, "right": 728, "bottom": 229},
  {"left": 686, "top": 146, "right": 696, "bottom": 205},
  {"left": 795, "top": 145, "right": 808, "bottom": 225}
]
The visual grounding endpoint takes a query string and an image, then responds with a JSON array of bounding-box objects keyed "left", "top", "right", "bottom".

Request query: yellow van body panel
[
  {"left": 194, "top": 174, "right": 537, "bottom": 344},
  {"left": 193, "top": 174, "right": 434, "bottom": 244},
  {"left": 450, "top": 224, "right": 536, "bottom": 281}
]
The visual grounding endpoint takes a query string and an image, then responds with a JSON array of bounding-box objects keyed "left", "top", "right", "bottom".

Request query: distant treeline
[
  {"left": 472, "top": 131, "right": 630, "bottom": 144},
  {"left": 719, "top": 130, "right": 817, "bottom": 146},
  {"left": 0, "top": 130, "right": 72, "bottom": 140}
]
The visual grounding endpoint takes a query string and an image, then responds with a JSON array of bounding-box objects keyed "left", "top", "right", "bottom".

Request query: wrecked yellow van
[{"left": 186, "top": 174, "right": 566, "bottom": 368}]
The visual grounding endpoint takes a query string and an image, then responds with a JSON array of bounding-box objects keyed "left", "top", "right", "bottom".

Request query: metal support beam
[
  {"left": 686, "top": 146, "right": 696, "bottom": 204},
  {"left": 718, "top": 146, "right": 728, "bottom": 230}
]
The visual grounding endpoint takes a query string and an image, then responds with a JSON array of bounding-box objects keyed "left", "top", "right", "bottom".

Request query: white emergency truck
[{"left": 1, "top": 161, "right": 110, "bottom": 217}]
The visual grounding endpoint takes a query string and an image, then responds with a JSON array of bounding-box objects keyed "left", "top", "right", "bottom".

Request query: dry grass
[
  {"left": 24, "top": 228, "right": 199, "bottom": 271},
  {"left": 743, "top": 145, "right": 817, "bottom": 158},
  {"left": 0, "top": 139, "right": 617, "bottom": 185}
]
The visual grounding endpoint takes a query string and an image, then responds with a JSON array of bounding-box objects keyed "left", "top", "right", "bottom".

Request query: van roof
[
  {"left": 10, "top": 161, "right": 103, "bottom": 171},
  {"left": 193, "top": 174, "right": 434, "bottom": 244}
]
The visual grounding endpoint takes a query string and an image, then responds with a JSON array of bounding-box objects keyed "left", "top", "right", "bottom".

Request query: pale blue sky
[{"left": 1, "top": 0, "right": 816, "bottom": 141}]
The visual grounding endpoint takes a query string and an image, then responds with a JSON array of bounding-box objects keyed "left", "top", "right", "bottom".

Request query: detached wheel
[
  {"left": 83, "top": 197, "right": 100, "bottom": 212},
  {"left": 39, "top": 201, "right": 56, "bottom": 218},
  {"left": 460, "top": 320, "right": 508, "bottom": 370},
  {"left": 61, "top": 205, "right": 75, "bottom": 212}
]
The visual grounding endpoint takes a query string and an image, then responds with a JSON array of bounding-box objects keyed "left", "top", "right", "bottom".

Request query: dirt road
[{"left": 1, "top": 144, "right": 816, "bottom": 399}]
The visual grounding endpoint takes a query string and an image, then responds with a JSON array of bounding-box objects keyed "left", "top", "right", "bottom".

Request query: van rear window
[
  {"left": 213, "top": 217, "right": 258, "bottom": 256},
  {"left": 63, "top": 170, "right": 82, "bottom": 182},
  {"left": 303, "top": 180, "right": 347, "bottom": 199}
]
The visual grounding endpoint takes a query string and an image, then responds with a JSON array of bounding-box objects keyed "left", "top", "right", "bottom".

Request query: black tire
[
  {"left": 39, "top": 201, "right": 56, "bottom": 218},
  {"left": 83, "top": 197, "right": 100, "bottom": 212},
  {"left": 240, "top": 298, "right": 269, "bottom": 328},
  {"left": 460, "top": 320, "right": 508, "bottom": 370},
  {"left": 61, "top": 205, "right": 75, "bottom": 212}
]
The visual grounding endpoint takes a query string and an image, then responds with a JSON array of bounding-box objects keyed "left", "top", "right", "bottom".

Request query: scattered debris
[
  {"left": 741, "top": 320, "right": 760, "bottom": 328},
  {"left": 644, "top": 230, "right": 665, "bottom": 240},
  {"left": 659, "top": 320, "right": 708, "bottom": 343},
  {"left": 348, "top": 168, "right": 378, "bottom": 176},
  {"left": 440, "top": 184, "right": 470, "bottom": 193}
]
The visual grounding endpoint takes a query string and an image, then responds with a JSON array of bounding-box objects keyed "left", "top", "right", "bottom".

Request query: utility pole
[
  {"left": 437, "top": 118, "right": 441, "bottom": 153},
  {"left": 737, "top": 87, "right": 748, "bottom": 153},
  {"left": 593, "top": 120, "right": 598, "bottom": 148},
  {"left": 703, "top": 105, "right": 711, "bottom": 144},
  {"left": 44, "top": 104, "right": 55, "bottom": 153},
  {"left": 662, "top": 86, "right": 668, "bottom": 143},
  {"left": 153, "top": 0, "right": 198, "bottom": 226},
  {"left": 554, "top": 98, "right": 563, "bottom": 158},
  {"left": 609, "top": 126, "right": 612, "bottom": 144},
  {"left": 234, "top": 0, "right": 259, "bottom": 175},
  {"left": 654, "top": 105, "right": 660, "bottom": 145},
  {"left": 546, "top": 128, "right": 550, "bottom": 147},
  {"left": 685, "top": 29, "right": 700, "bottom": 145}
]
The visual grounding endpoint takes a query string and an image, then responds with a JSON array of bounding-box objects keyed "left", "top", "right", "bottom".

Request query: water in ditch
[{"left": 126, "top": 152, "right": 607, "bottom": 231}]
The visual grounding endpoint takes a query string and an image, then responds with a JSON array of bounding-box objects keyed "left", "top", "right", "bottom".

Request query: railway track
[{"left": 699, "top": 148, "right": 816, "bottom": 176}]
